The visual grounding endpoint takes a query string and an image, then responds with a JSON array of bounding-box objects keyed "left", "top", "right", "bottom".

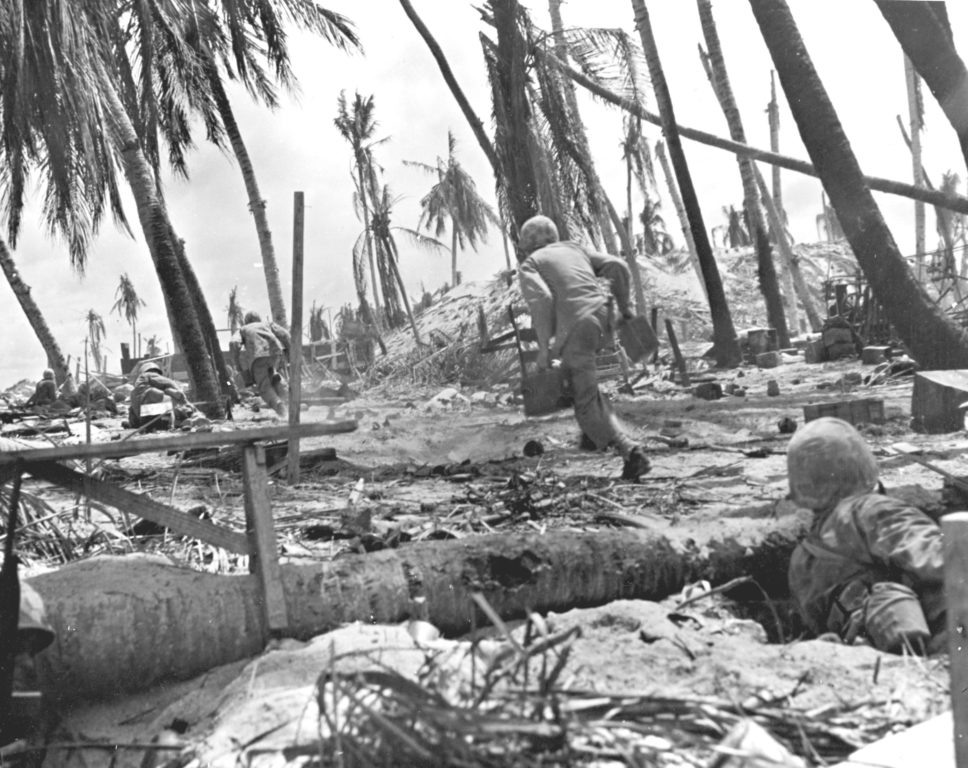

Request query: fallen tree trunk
[{"left": 30, "top": 512, "right": 809, "bottom": 703}]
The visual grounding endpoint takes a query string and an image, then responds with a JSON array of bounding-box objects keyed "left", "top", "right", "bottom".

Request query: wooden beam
[
  {"left": 0, "top": 420, "right": 357, "bottom": 465},
  {"left": 28, "top": 462, "right": 249, "bottom": 553},
  {"left": 665, "top": 318, "right": 691, "bottom": 387},
  {"left": 288, "top": 192, "right": 305, "bottom": 485},
  {"left": 241, "top": 445, "right": 289, "bottom": 634},
  {"left": 943, "top": 511, "right": 968, "bottom": 768}
]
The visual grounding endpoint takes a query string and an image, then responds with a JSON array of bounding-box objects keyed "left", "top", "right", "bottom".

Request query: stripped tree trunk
[
  {"left": 698, "top": 0, "right": 788, "bottom": 346},
  {"left": 750, "top": 0, "right": 968, "bottom": 369},
  {"left": 549, "top": 54, "right": 968, "bottom": 216},
  {"left": 655, "top": 140, "right": 706, "bottom": 299},
  {"left": 631, "top": 0, "right": 740, "bottom": 366},
  {"left": 0, "top": 239, "right": 70, "bottom": 383},
  {"left": 904, "top": 54, "right": 926, "bottom": 281},
  {"left": 30, "top": 514, "right": 808, "bottom": 702},
  {"left": 753, "top": 167, "right": 823, "bottom": 332},
  {"left": 767, "top": 71, "right": 786, "bottom": 227}
]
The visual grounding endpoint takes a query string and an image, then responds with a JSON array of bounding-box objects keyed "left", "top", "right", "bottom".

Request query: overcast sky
[{"left": 3, "top": 0, "right": 968, "bottom": 385}]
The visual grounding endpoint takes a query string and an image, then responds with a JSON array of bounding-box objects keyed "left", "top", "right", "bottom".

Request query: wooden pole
[
  {"left": 664, "top": 318, "right": 690, "bottom": 386},
  {"left": 943, "top": 511, "right": 968, "bottom": 768},
  {"left": 288, "top": 191, "right": 305, "bottom": 485}
]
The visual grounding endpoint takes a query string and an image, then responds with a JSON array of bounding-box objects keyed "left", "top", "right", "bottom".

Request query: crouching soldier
[
  {"left": 128, "top": 363, "right": 195, "bottom": 430},
  {"left": 787, "top": 417, "right": 945, "bottom": 654},
  {"left": 517, "top": 215, "right": 650, "bottom": 481},
  {"left": 23, "top": 370, "right": 58, "bottom": 410},
  {"left": 236, "top": 311, "right": 291, "bottom": 418}
]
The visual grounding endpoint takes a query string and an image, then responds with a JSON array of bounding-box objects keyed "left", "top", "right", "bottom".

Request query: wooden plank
[
  {"left": 944, "top": 511, "right": 968, "bottom": 768},
  {"left": 241, "top": 445, "right": 289, "bottom": 633},
  {"left": 664, "top": 318, "right": 691, "bottom": 386},
  {"left": 28, "top": 462, "right": 249, "bottom": 553},
  {"left": 0, "top": 420, "right": 357, "bottom": 465},
  {"left": 288, "top": 191, "right": 305, "bottom": 485},
  {"left": 912, "top": 370, "right": 968, "bottom": 434}
]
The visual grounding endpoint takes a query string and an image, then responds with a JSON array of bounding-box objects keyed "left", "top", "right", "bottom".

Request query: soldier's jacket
[
  {"left": 518, "top": 241, "right": 632, "bottom": 356},
  {"left": 238, "top": 321, "right": 291, "bottom": 371},
  {"left": 789, "top": 492, "right": 945, "bottom": 635},
  {"left": 130, "top": 372, "right": 183, "bottom": 420}
]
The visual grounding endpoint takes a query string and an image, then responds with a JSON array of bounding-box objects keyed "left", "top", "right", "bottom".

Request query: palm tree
[
  {"left": 410, "top": 132, "right": 499, "bottom": 287},
  {"left": 226, "top": 287, "right": 245, "bottom": 335},
  {"left": 631, "top": 0, "right": 740, "bottom": 367},
  {"left": 0, "top": 2, "right": 222, "bottom": 406},
  {"left": 86, "top": 310, "right": 107, "bottom": 373},
  {"left": 697, "top": 0, "right": 789, "bottom": 346},
  {"left": 361, "top": 184, "right": 448, "bottom": 345},
  {"left": 181, "top": 2, "right": 361, "bottom": 325},
  {"left": 0, "top": 237, "right": 70, "bottom": 383},
  {"left": 111, "top": 273, "right": 146, "bottom": 355},
  {"left": 335, "top": 91, "right": 386, "bottom": 321},
  {"left": 749, "top": 0, "right": 968, "bottom": 368}
]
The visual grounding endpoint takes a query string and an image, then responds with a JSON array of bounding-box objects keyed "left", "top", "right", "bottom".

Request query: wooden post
[
  {"left": 650, "top": 307, "right": 660, "bottom": 364},
  {"left": 943, "top": 511, "right": 968, "bottom": 768},
  {"left": 242, "top": 444, "right": 289, "bottom": 635},
  {"left": 665, "top": 318, "right": 691, "bottom": 386},
  {"left": 288, "top": 191, "right": 305, "bottom": 485}
]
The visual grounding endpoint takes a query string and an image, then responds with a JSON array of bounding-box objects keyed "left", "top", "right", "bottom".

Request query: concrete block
[{"left": 804, "top": 339, "right": 826, "bottom": 364}]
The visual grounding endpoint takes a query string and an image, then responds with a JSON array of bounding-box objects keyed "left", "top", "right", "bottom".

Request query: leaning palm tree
[
  {"left": 630, "top": 0, "right": 740, "bottom": 367},
  {"left": 111, "top": 273, "right": 146, "bottom": 355},
  {"left": 335, "top": 91, "right": 387, "bottom": 321},
  {"left": 0, "top": 237, "right": 70, "bottom": 382},
  {"left": 0, "top": 2, "right": 222, "bottom": 406},
  {"left": 86, "top": 310, "right": 107, "bottom": 373},
  {"left": 409, "top": 132, "right": 499, "bottom": 287},
  {"left": 749, "top": 0, "right": 968, "bottom": 368}
]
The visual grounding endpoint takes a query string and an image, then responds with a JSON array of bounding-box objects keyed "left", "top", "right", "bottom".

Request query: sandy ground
[{"left": 7, "top": 348, "right": 965, "bottom": 766}]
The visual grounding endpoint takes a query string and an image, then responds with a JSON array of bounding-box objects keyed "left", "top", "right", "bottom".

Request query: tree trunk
[
  {"left": 904, "top": 54, "right": 926, "bottom": 281},
  {"left": 750, "top": 0, "right": 968, "bottom": 369},
  {"left": 754, "top": 166, "right": 823, "bottom": 332},
  {"left": 357, "top": 167, "right": 383, "bottom": 323},
  {"left": 0, "top": 239, "right": 70, "bottom": 383},
  {"left": 205, "top": 56, "right": 287, "bottom": 326},
  {"left": 698, "top": 0, "right": 788, "bottom": 347},
  {"left": 97, "top": 66, "right": 221, "bottom": 404},
  {"left": 549, "top": 53, "right": 968, "bottom": 216},
  {"left": 30, "top": 514, "right": 807, "bottom": 702},
  {"left": 451, "top": 226, "right": 459, "bottom": 287},
  {"left": 631, "top": 0, "right": 740, "bottom": 367},
  {"left": 398, "top": 0, "right": 500, "bottom": 177},
  {"left": 767, "top": 71, "right": 786, "bottom": 228},
  {"left": 547, "top": 0, "right": 619, "bottom": 255},
  {"left": 491, "top": 0, "right": 541, "bottom": 233},
  {"left": 655, "top": 140, "right": 707, "bottom": 300},
  {"left": 386, "top": 236, "right": 423, "bottom": 346},
  {"left": 875, "top": 0, "right": 968, "bottom": 174}
]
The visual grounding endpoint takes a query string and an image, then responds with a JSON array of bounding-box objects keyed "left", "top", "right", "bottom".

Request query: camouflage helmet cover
[
  {"left": 141, "top": 362, "right": 163, "bottom": 375},
  {"left": 787, "top": 417, "right": 879, "bottom": 511},
  {"left": 42, "top": 368, "right": 55, "bottom": 380},
  {"left": 518, "top": 215, "right": 559, "bottom": 259},
  {"left": 243, "top": 311, "right": 262, "bottom": 324}
]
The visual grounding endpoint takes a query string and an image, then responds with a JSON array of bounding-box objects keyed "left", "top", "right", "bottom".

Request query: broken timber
[
  {"left": 2, "top": 421, "right": 358, "bottom": 643},
  {"left": 28, "top": 511, "right": 808, "bottom": 702}
]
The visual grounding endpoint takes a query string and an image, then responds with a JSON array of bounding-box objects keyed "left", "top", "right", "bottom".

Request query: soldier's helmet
[
  {"left": 141, "top": 362, "right": 163, "bottom": 376},
  {"left": 42, "top": 369, "right": 55, "bottom": 380},
  {"left": 243, "top": 311, "right": 262, "bottom": 324},
  {"left": 518, "top": 215, "right": 559, "bottom": 259},
  {"left": 787, "top": 417, "right": 879, "bottom": 511},
  {"left": 19, "top": 581, "right": 55, "bottom": 655}
]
